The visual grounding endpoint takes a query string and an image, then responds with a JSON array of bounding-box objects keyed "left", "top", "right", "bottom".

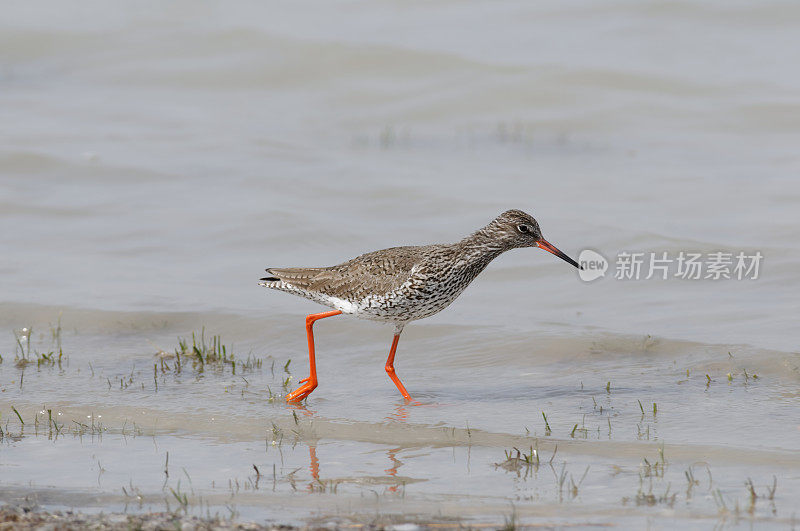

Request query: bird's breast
[{"left": 351, "top": 262, "right": 481, "bottom": 322}]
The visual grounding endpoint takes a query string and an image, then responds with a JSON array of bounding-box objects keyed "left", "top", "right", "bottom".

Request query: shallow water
[{"left": 2, "top": 1, "right": 800, "bottom": 527}]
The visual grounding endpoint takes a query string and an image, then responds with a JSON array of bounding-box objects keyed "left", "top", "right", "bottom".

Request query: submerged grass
[
  {"left": 12, "top": 322, "right": 65, "bottom": 369},
  {"left": 2, "top": 406, "right": 107, "bottom": 440},
  {"left": 168, "top": 327, "right": 263, "bottom": 375},
  {"left": 541, "top": 412, "right": 551, "bottom": 436}
]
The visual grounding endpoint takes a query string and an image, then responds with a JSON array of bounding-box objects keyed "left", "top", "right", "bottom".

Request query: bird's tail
[
  {"left": 258, "top": 268, "right": 281, "bottom": 286},
  {"left": 259, "top": 267, "right": 327, "bottom": 288}
]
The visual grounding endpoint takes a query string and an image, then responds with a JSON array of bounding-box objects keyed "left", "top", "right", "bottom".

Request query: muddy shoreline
[{"left": 0, "top": 505, "right": 286, "bottom": 531}]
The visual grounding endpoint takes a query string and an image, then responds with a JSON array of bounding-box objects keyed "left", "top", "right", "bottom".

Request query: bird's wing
[{"left": 265, "top": 245, "right": 433, "bottom": 301}]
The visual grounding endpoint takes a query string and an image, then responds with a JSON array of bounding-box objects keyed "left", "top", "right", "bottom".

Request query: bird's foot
[{"left": 286, "top": 379, "right": 317, "bottom": 402}]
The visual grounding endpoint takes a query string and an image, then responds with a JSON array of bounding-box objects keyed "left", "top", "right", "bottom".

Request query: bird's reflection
[
  {"left": 283, "top": 402, "right": 427, "bottom": 493},
  {"left": 385, "top": 399, "right": 428, "bottom": 422},
  {"left": 384, "top": 447, "right": 403, "bottom": 493},
  {"left": 302, "top": 444, "right": 407, "bottom": 494},
  {"left": 308, "top": 446, "right": 320, "bottom": 488},
  {"left": 286, "top": 401, "right": 316, "bottom": 417}
]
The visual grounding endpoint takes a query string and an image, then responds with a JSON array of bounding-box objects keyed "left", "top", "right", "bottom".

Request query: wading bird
[{"left": 260, "top": 209, "right": 581, "bottom": 402}]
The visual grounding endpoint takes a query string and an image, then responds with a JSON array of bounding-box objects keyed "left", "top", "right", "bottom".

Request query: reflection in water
[
  {"left": 300, "top": 444, "right": 406, "bottom": 493},
  {"left": 385, "top": 447, "right": 403, "bottom": 493},
  {"left": 291, "top": 402, "right": 437, "bottom": 493},
  {"left": 308, "top": 445, "right": 320, "bottom": 491},
  {"left": 286, "top": 402, "right": 316, "bottom": 417},
  {"left": 385, "top": 399, "right": 432, "bottom": 423},
  {"left": 281, "top": 401, "right": 422, "bottom": 493},
  {"left": 386, "top": 404, "right": 410, "bottom": 422}
]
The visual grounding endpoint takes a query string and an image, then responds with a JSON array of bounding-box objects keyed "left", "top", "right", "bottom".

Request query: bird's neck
[{"left": 457, "top": 226, "right": 508, "bottom": 264}]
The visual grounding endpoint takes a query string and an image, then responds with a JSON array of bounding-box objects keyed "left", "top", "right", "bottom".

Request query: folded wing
[{"left": 263, "top": 245, "right": 432, "bottom": 301}]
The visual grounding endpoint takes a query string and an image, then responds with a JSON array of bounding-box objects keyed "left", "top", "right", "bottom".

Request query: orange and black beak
[{"left": 537, "top": 239, "right": 582, "bottom": 269}]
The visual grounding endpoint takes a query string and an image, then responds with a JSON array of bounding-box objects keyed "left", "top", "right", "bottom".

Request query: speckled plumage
[
  {"left": 260, "top": 209, "right": 581, "bottom": 402},
  {"left": 259, "top": 210, "right": 557, "bottom": 331}
]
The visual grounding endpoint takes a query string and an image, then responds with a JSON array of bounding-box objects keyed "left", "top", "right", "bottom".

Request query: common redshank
[{"left": 259, "top": 209, "right": 581, "bottom": 402}]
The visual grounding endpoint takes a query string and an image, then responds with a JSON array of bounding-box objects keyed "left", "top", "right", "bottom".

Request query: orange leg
[
  {"left": 286, "top": 310, "right": 342, "bottom": 402},
  {"left": 385, "top": 333, "right": 412, "bottom": 400}
]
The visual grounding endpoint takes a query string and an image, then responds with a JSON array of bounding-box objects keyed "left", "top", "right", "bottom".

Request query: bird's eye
[{"left": 517, "top": 224, "right": 530, "bottom": 234}]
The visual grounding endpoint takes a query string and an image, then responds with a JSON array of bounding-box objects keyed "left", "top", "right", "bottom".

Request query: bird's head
[{"left": 488, "top": 209, "right": 582, "bottom": 269}]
